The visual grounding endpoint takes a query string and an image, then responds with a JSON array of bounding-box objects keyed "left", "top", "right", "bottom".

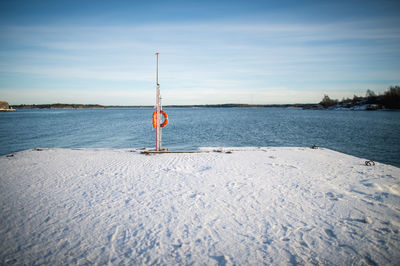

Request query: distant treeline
[
  {"left": 163, "top": 103, "right": 317, "bottom": 108},
  {"left": 12, "top": 103, "right": 105, "bottom": 109},
  {"left": 320, "top": 86, "right": 400, "bottom": 109},
  {"left": 0, "top": 101, "right": 10, "bottom": 109},
  {"left": 106, "top": 104, "right": 318, "bottom": 108},
  {"left": 13, "top": 103, "right": 319, "bottom": 109}
]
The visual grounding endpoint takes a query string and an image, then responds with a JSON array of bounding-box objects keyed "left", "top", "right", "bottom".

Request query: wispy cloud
[{"left": 1, "top": 15, "right": 399, "bottom": 104}]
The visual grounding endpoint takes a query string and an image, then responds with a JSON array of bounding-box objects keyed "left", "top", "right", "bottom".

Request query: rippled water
[{"left": 1, "top": 108, "right": 399, "bottom": 167}]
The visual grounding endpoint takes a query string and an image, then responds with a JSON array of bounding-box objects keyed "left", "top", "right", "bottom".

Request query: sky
[{"left": 0, "top": 0, "right": 399, "bottom": 105}]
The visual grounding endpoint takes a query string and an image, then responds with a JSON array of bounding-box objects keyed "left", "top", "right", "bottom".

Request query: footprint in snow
[
  {"left": 362, "top": 182, "right": 375, "bottom": 188},
  {"left": 325, "top": 192, "right": 343, "bottom": 201},
  {"left": 300, "top": 241, "right": 309, "bottom": 248},
  {"left": 172, "top": 243, "right": 182, "bottom": 250},
  {"left": 170, "top": 243, "right": 182, "bottom": 257},
  {"left": 210, "top": 255, "right": 228, "bottom": 266},
  {"left": 199, "top": 166, "right": 212, "bottom": 172},
  {"left": 346, "top": 217, "right": 372, "bottom": 224},
  {"left": 324, "top": 229, "right": 336, "bottom": 238},
  {"left": 362, "top": 254, "right": 378, "bottom": 266}
]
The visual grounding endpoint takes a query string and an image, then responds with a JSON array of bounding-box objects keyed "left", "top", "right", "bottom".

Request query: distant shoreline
[
  {"left": 11, "top": 103, "right": 321, "bottom": 109},
  {"left": 9, "top": 103, "right": 400, "bottom": 110},
  {"left": 10, "top": 104, "right": 106, "bottom": 109}
]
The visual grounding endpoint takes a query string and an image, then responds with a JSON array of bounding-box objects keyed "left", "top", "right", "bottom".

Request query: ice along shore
[{"left": 1, "top": 147, "right": 399, "bottom": 265}]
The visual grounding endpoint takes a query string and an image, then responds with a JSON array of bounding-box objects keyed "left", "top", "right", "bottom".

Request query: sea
[{"left": 1, "top": 108, "right": 399, "bottom": 167}]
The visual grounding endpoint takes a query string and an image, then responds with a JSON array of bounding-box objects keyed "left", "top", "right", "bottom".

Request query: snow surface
[{"left": 0, "top": 147, "right": 399, "bottom": 265}]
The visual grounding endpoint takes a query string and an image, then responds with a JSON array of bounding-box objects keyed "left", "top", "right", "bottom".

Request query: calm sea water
[{"left": 1, "top": 108, "right": 399, "bottom": 167}]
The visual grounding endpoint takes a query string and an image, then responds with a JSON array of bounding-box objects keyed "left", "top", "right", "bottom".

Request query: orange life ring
[{"left": 152, "top": 110, "right": 168, "bottom": 128}]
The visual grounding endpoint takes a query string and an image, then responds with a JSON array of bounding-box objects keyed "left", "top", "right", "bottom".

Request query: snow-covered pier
[{"left": 1, "top": 147, "right": 399, "bottom": 264}]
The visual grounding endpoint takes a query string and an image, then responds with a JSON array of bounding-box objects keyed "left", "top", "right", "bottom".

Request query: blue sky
[{"left": 0, "top": 0, "right": 399, "bottom": 105}]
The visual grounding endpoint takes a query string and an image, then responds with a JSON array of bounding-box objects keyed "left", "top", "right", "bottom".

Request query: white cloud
[{"left": 0, "top": 18, "right": 399, "bottom": 104}]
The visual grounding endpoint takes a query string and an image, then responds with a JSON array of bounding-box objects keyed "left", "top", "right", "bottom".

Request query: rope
[{"left": 365, "top": 160, "right": 375, "bottom": 166}]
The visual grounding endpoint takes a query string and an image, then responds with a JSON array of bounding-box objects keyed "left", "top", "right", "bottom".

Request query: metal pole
[
  {"left": 157, "top": 53, "right": 162, "bottom": 150},
  {"left": 155, "top": 53, "right": 161, "bottom": 151},
  {"left": 156, "top": 52, "right": 159, "bottom": 85},
  {"left": 160, "top": 95, "right": 162, "bottom": 150}
]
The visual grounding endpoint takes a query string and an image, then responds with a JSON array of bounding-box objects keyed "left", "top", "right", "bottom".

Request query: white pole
[
  {"left": 160, "top": 95, "right": 163, "bottom": 150},
  {"left": 155, "top": 52, "right": 161, "bottom": 151},
  {"left": 156, "top": 84, "right": 161, "bottom": 151},
  {"left": 160, "top": 94, "right": 163, "bottom": 150}
]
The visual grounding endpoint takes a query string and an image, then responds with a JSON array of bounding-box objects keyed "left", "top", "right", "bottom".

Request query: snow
[{"left": 1, "top": 147, "right": 399, "bottom": 265}]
